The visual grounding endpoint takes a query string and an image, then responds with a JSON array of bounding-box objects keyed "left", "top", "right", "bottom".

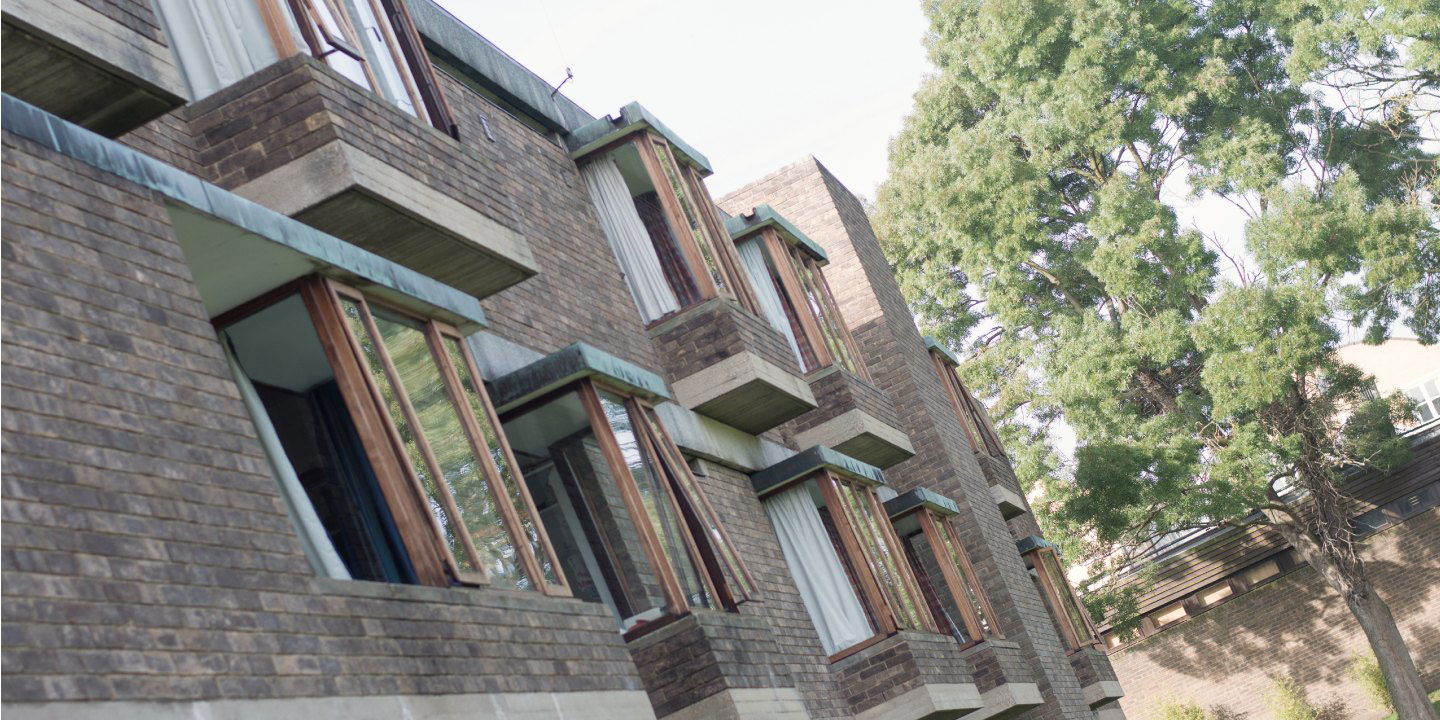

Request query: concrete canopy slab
[
  {"left": 884, "top": 487, "right": 962, "bottom": 518},
  {"left": 1, "top": 0, "right": 186, "bottom": 136},
  {"left": 1082, "top": 681, "right": 1125, "bottom": 708},
  {"left": 795, "top": 409, "right": 916, "bottom": 469},
  {"left": 963, "top": 683, "right": 1042, "bottom": 720},
  {"left": 233, "top": 139, "right": 537, "bottom": 300},
  {"left": 672, "top": 351, "right": 818, "bottom": 434},
  {"left": 659, "top": 688, "right": 812, "bottom": 720},
  {"left": 990, "top": 485, "right": 1027, "bottom": 520},
  {"left": 725, "top": 204, "right": 830, "bottom": 264},
  {"left": 854, "top": 683, "right": 984, "bottom": 720}
]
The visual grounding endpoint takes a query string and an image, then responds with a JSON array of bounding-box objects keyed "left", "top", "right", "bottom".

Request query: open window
[
  {"left": 729, "top": 209, "right": 868, "bottom": 379},
  {"left": 926, "top": 340, "right": 1005, "bottom": 457},
  {"left": 885, "top": 489, "right": 1000, "bottom": 649},
  {"left": 219, "top": 275, "right": 564, "bottom": 592},
  {"left": 572, "top": 107, "right": 759, "bottom": 324},
  {"left": 497, "top": 370, "right": 755, "bottom": 635},
  {"left": 1018, "top": 537, "right": 1100, "bottom": 652},
  {"left": 155, "top": 0, "right": 455, "bottom": 133},
  {"left": 754, "top": 449, "right": 937, "bottom": 660}
]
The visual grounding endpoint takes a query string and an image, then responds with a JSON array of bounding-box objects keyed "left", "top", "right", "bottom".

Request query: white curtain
[
  {"left": 737, "top": 238, "right": 805, "bottom": 369},
  {"left": 223, "top": 337, "right": 351, "bottom": 580},
  {"left": 154, "top": 0, "right": 281, "bottom": 99},
  {"left": 764, "top": 483, "right": 872, "bottom": 655},
  {"left": 581, "top": 156, "right": 679, "bottom": 322}
]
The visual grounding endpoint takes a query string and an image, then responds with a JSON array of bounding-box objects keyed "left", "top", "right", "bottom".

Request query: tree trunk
[
  {"left": 1281, "top": 525, "right": 1436, "bottom": 719},
  {"left": 1347, "top": 587, "right": 1436, "bottom": 720}
]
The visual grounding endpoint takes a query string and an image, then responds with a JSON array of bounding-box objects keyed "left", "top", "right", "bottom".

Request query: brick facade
[
  {"left": 3, "top": 6, "right": 1116, "bottom": 720},
  {"left": 721, "top": 157, "right": 1113, "bottom": 720}
]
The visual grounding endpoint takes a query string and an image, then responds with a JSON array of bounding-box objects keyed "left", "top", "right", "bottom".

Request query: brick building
[
  {"left": 0, "top": 1, "right": 1123, "bottom": 718},
  {"left": 1099, "top": 343, "right": 1440, "bottom": 717}
]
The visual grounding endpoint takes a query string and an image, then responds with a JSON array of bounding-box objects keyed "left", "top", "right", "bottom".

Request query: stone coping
[
  {"left": 1014, "top": 535, "right": 1055, "bottom": 555},
  {"left": 490, "top": 342, "right": 670, "bottom": 412},
  {"left": 750, "top": 445, "right": 885, "bottom": 498},
  {"left": 883, "top": 487, "right": 961, "bottom": 518},
  {"left": 566, "top": 101, "right": 713, "bottom": 175},
  {"left": 923, "top": 336, "right": 964, "bottom": 367},
  {"left": 724, "top": 204, "right": 829, "bottom": 264}
]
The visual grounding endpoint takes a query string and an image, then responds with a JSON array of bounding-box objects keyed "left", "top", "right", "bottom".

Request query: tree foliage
[{"left": 876, "top": 0, "right": 1437, "bottom": 652}]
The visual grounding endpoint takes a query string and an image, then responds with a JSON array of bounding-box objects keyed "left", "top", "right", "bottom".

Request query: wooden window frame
[
  {"left": 576, "top": 131, "right": 760, "bottom": 325},
  {"left": 753, "top": 228, "right": 870, "bottom": 380},
  {"left": 506, "top": 379, "right": 756, "bottom": 636},
  {"left": 255, "top": 0, "right": 458, "bottom": 137},
  {"left": 929, "top": 350, "right": 1005, "bottom": 457},
  {"left": 217, "top": 275, "right": 566, "bottom": 594},
  {"left": 801, "top": 470, "right": 938, "bottom": 661},
  {"left": 894, "top": 508, "right": 1002, "bottom": 649},
  {"left": 1024, "top": 546, "right": 1101, "bottom": 652}
]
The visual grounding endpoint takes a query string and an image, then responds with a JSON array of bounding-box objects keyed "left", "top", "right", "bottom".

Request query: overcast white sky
[{"left": 434, "top": 0, "right": 933, "bottom": 199}]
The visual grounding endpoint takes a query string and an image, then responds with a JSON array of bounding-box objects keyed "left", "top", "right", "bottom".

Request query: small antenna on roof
[{"left": 551, "top": 67, "right": 574, "bottom": 98}]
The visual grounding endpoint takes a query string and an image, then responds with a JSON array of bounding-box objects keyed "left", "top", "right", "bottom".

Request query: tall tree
[{"left": 874, "top": 0, "right": 1439, "bottom": 716}]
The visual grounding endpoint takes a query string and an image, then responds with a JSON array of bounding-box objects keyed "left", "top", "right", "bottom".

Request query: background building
[
  {"left": 1, "top": 0, "right": 1122, "bottom": 718},
  {"left": 1101, "top": 338, "right": 1439, "bottom": 718}
]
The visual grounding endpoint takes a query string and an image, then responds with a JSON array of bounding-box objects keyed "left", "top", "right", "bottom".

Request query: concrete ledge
[
  {"left": 1082, "top": 680, "right": 1125, "bottom": 708},
  {"left": 672, "top": 351, "right": 817, "bottom": 434},
  {"left": 854, "top": 683, "right": 983, "bottom": 720},
  {"left": 0, "top": 690, "right": 658, "bottom": 720},
  {"left": 794, "top": 409, "right": 915, "bottom": 469},
  {"left": 990, "top": 484, "right": 1026, "bottom": 520},
  {"left": 963, "top": 683, "right": 1042, "bottom": 720},
  {"left": 659, "top": 687, "right": 811, "bottom": 720},
  {"left": 234, "top": 139, "right": 536, "bottom": 299},
  {"left": 1096, "top": 704, "right": 1127, "bottom": 720},
  {"left": 2, "top": 0, "right": 187, "bottom": 136}
]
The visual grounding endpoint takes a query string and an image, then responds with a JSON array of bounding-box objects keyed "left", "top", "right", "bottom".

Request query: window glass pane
[
  {"left": 790, "top": 250, "right": 859, "bottom": 375},
  {"left": 361, "top": 302, "right": 529, "bottom": 589},
  {"left": 1038, "top": 551, "right": 1092, "bottom": 646},
  {"left": 444, "top": 336, "right": 557, "bottom": 587},
  {"left": 641, "top": 407, "right": 753, "bottom": 601},
  {"left": 598, "top": 391, "right": 712, "bottom": 609},
  {"left": 341, "top": 0, "right": 418, "bottom": 116},
  {"left": 902, "top": 529, "right": 972, "bottom": 643},
  {"left": 303, "top": 0, "right": 371, "bottom": 88},
  {"left": 651, "top": 138, "right": 727, "bottom": 293},
  {"left": 502, "top": 391, "right": 666, "bottom": 629},
  {"left": 836, "top": 481, "right": 927, "bottom": 629},
  {"left": 935, "top": 519, "right": 994, "bottom": 636},
  {"left": 340, "top": 298, "right": 460, "bottom": 559}
]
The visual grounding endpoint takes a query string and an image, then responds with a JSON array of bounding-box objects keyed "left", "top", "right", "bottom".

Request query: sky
[{"left": 433, "top": 0, "right": 934, "bottom": 199}]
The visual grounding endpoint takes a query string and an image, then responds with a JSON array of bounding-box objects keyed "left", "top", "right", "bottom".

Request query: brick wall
[
  {"left": 649, "top": 297, "right": 804, "bottom": 383},
  {"left": 1110, "top": 508, "right": 1440, "bottom": 719},
  {"left": 786, "top": 366, "right": 902, "bottom": 436},
  {"left": 1, "top": 130, "right": 649, "bottom": 703},
  {"left": 627, "top": 610, "right": 794, "bottom": 717},
  {"left": 721, "top": 157, "right": 1106, "bottom": 720},
  {"left": 689, "top": 461, "right": 853, "bottom": 718},
  {"left": 832, "top": 631, "right": 972, "bottom": 715}
]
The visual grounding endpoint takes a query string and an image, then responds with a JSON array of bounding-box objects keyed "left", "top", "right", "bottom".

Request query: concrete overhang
[
  {"left": 725, "top": 204, "right": 829, "bottom": 264},
  {"left": 566, "top": 102, "right": 713, "bottom": 175},
  {"left": 750, "top": 445, "right": 886, "bottom": 498},
  {"left": 490, "top": 343, "right": 670, "bottom": 413},
  {"left": 1, "top": 94, "right": 488, "bottom": 332}
]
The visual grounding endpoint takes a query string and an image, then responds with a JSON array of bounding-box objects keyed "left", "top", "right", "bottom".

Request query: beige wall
[{"left": 1337, "top": 338, "right": 1440, "bottom": 395}]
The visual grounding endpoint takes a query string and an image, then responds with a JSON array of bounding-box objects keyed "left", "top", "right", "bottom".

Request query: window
[
  {"left": 734, "top": 227, "right": 868, "bottom": 379},
  {"left": 219, "top": 275, "right": 562, "bottom": 591},
  {"left": 888, "top": 504, "right": 1000, "bottom": 649},
  {"left": 499, "top": 378, "right": 755, "bottom": 634},
  {"left": 155, "top": 0, "right": 455, "bottom": 134},
  {"left": 929, "top": 347, "right": 1005, "bottom": 457},
  {"left": 1021, "top": 545, "right": 1100, "bottom": 652},
  {"left": 762, "top": 469, "right": 936, "bottom": 659},
  {"left": 1403, "top": 372, "right": 1440, "bottom": 427},
  {"left": 577, "top": 131, "right": 759, "bottom": 324}
]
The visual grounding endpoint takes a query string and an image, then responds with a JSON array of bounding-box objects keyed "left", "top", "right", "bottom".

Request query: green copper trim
[
  {"left": 0, "top": 93, "right": 488, "bottom": 330},
  {"left": 883, "top": 487, "right": 960, "bottom": 518},
  {"left": 724, "top": 204, "right": 829, "bottom": 264},
  {"left": 490, "top": 342, "right": 670, "bottom": 412},
  {"left": 923, "top": 336, "right": 963, "bottom": 367},
  {"left": 1015, "top": 535, "right": 1055, "bottom": 555},
  {"left": 750, "top": 445, "right": 886, "bottom": 498},
  {"left": 566, "top": 102, "right": 714, "bottom": 176}
]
